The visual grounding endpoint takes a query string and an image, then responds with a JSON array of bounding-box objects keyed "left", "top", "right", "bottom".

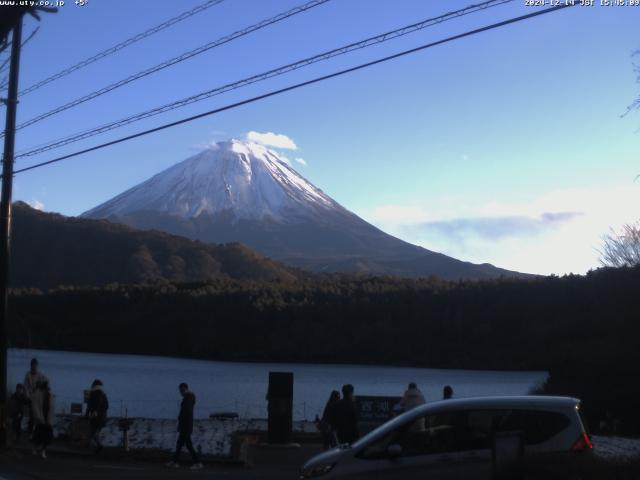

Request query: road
[
  {"left": 3, "top": 440, "right": 640, "bottom": 480},
  {"left": 0, "top": 445, "right": 320, "bottom": 480}
]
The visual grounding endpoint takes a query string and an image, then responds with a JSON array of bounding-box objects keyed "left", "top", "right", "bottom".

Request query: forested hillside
[{"left": 8, "top": 265, "right": 640, "bottom": 431}]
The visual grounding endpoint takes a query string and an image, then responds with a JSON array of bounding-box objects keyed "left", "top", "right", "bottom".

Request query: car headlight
[{"left": 300, "top": 463, "right": 336, "bottom": 478}]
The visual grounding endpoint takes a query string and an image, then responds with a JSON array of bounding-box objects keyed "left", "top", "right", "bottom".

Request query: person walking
[
  {"left": 317, "top": 390, "right": 340, "bottom": 449},
  {"left": 31, "top": 380, "right": 54, "bottom": 458},
  {"left": 332, "top": 384, "right": 359, "bottom": 445},
  {"left": 443, "top": 385, "right": 453, "bottom": 400},
  {"left": 10, "top": 383, "right": 30, "bottom": 443},
  {"left": 23, "top": 358, "right": 48, "bottom": 434},
  {"left": 86, "top": 379, "right": 109, "bottom": 454},
  {"left": 166, "top": 383, "right": 203, "bottom": 470}
]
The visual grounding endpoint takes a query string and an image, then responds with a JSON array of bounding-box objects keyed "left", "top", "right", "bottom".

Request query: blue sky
[{"left": 4, "top": 0, "right": 640, "bottom": 275}]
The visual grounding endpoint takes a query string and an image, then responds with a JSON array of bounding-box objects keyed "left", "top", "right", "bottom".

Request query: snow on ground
[
  {"left": 54, "top": 415, "right": 317, "bottom": 458},
  {"left": 53, "top": 415, "right": 640, "bottom": 462},
  {"left": 592, "top": 435, "right": 640, "bottom": 462}
]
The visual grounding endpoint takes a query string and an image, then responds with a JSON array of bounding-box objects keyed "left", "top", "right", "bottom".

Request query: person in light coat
[
  {"left": 399, "top": 382, "right": 426, "bottom": 432},
  {"left": 31, "top": 380, "right": 54, "bottom": 458},
  {"left": 23, "top": 358, "right": 48, "bottom": 433}
]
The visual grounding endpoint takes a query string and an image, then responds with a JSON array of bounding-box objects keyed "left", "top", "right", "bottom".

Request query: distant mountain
[
  {"left": 83, "top": 139, "right": 528, "bottom": 280},
  {"left": 10, "top": 202, "right": 299, "bottom": 289}
]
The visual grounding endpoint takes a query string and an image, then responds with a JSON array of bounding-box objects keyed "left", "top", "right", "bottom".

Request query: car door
[{"left": 342, "top": 409, "right": 506, "bottom": 480}]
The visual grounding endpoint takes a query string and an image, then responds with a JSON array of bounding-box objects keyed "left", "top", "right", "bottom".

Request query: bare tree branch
[
  {"left": 600, "top": 222, "right": 640, "bottom": 268},
  {"left": 622, "top": 49, "right": 640, "bottom": 117}
]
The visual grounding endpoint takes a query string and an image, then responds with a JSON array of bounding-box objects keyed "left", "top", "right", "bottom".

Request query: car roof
[
  {"left": 422, "top": 395, "right": 580, "bottom": 411},
  {"left": 352, "top": 395, "right": 580, "bottom": 449}
]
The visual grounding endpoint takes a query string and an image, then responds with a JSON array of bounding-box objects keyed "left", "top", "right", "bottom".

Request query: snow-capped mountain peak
[{"left": 83, "top": 139, "right": 338, "bottom": 221}]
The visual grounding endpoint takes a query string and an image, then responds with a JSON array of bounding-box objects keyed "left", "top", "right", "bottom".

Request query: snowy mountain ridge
[
  {"left": 82, "top": 139, "right": 529, "bottom": 280},
  {"left": 83, "top": 139, "right": 338, "bottom": 221}
]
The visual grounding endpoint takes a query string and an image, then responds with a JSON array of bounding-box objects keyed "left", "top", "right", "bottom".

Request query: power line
[
  {"left": 18, "top": 0, "right": 227, "bottom": 97},
  {"left": 8, "top": 0, "right": 331, "bottom": 136},
  {"left": 0, "top": 26, "right": 38, "bottom": 80},
  {"left": 0, "top": 26, "right": 38, "bottom": 91},
  {"left": 11, "top": 3, "right": 576, "bottom": 177},
  {"left": 15, "top": 0, "right": 515, "bottom": 159}
]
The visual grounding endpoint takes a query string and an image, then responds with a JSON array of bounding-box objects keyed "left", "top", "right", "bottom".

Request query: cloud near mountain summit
[{"left": 246, "top": 131, "right": 298, "bottom": 150}]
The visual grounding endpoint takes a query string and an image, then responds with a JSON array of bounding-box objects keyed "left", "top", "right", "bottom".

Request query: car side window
[
  {"left": 498, "top": 409, "right": 570, "bottom": 445},
  {"left": 358, "top": 409, "right": 510, "bottom": 459}
]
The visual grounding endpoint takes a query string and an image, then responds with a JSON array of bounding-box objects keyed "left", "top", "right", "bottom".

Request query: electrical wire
[
  {"left": 15, "top": 0, "right": 515, "bottom": 158},
  {"left": 8, "top": 0, "right": 331, "bottom": 136},
  {"left": 0, "top": 26, "right": 38, "bottom": 81},
  {"left": 18, "top": 0, "right": 227, "bottom": 96},
  {"left": 11, "top": 3, "right": 576, "bottom": 177}
]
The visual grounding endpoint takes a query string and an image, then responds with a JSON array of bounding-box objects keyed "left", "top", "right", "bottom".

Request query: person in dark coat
[
  {"left": 85, "top": 379, "right": 109, "bottom": 453},
  {"left": 317, "top": 390, "right": 340, "bottom": 449},
  {"left": 443, "top": 385, "right": 453, "bottom": 400},
  {"left": 167, "top": 383, "right": 203, "bottom": 470},
  {"left": 10, "top": 383, "right": 30, "bottom": 442},
  {"left": 332, "top": 384, "right": 360, "bottom": 445}
]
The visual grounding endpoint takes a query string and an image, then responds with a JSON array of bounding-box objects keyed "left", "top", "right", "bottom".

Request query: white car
[{"left": 300, "top": 396, "right": 592, "bottom": 479}]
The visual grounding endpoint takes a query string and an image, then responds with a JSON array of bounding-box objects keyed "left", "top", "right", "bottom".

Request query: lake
[{"left": 8, "top": 348, "right": 547, "bottom": 420}]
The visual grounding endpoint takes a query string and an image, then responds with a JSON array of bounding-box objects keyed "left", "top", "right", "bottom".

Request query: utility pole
[{"left": 0, "top": 14, "right": 23, "bottom": 450}]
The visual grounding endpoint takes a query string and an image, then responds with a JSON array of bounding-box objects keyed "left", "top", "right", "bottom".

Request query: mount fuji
[{"left": 82, "top": 139, "right": 524, "bottom": 279}]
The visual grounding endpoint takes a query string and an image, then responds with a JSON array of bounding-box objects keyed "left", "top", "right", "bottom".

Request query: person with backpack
[{"left": 86, "top": 379, "right": 109, "bottom": 454}]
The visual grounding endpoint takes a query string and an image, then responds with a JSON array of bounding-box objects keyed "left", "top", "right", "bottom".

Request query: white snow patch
[
  {"left": 27, "top": 200, "right": 44, "bottom": 211},
  {"left": 592, "top": 435, "right": 640, "bottom": 462},
  {"left": 83, "top": 139, "right": 339, "bottom": 222},
  {"left": 54, "top": 415, "right": 317, "bottom": 458}
]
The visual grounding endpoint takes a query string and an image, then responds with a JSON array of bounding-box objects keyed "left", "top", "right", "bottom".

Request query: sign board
[{"left": 356, "top": 395, "right": 402, "bottom": 423}]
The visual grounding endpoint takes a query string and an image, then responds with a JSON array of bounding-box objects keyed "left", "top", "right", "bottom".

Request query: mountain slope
[
  {"left": 10, "top": 202, "right": 299, "bottom": 289},
  {"left": 83, "top": 139, "right": 528, "bottom": 280}
]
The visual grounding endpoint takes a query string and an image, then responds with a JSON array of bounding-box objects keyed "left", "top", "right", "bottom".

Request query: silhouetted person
[
  {"left": 86, "top": 379, "right": 109, "bottom": 454},
  {"left": 31, "top": 380, "right": 54, "bottom": 458},
  {"left": 317, "top": 390, "right": 340, "bottom": 449},
  {"left": 10, "top": 383, "right": 29, "bottom": 442},
  {"left": 24, "top": 358, "right": 48, "bottom": 433},
  {"left": 167, "top": 383, "right": 203, "bottom": 470},
  {"left": 443, "top": 385, "right": 453, "bottom": 400},
  {"left": 333, "top": 384, "right": 359, "bottom": 444},
  {"left": 399, "top": 382, "right": 426, "bottom": 412}
]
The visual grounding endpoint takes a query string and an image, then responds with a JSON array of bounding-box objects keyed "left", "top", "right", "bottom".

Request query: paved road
[
  {"left": 4, "top": 442, "right": 640, "bottom": 480},
  {"left": 0, "top": 446, "right": 320, "bottom": 480}
]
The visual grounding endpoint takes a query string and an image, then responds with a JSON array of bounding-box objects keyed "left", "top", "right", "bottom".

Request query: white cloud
[
  {"left": 246, "top": 131, "right": 298, "bottom": 150},
  {"left": 189, "top": 140, "right": 220, "bottom": 152},
  {"left": 27, "top": 200, "right": 44, "bottom": 211},
  {"left": 294, "top": 157, "right": 307, "bottom": 166},
  {"left": 364, "top": 184, "right": 640, "bottom": 276}
]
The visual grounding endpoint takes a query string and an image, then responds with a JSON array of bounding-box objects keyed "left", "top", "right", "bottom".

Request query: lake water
[{"left": 8, "top": 348, "right": 547, "bottom": 421}]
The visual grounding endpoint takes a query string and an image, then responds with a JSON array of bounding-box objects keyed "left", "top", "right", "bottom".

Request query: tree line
[{"left": 8, "top": 266, "right": 640, "bottom": 432}]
